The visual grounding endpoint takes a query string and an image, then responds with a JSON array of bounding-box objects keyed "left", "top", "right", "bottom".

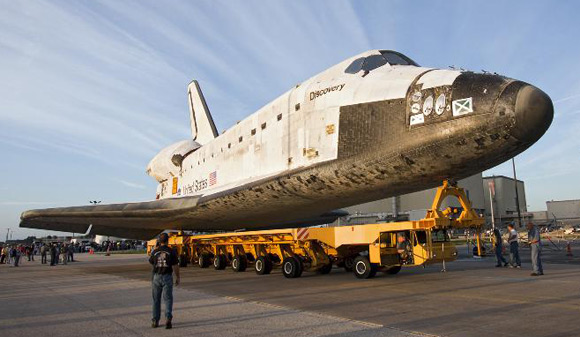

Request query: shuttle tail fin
[{"left": 187, "top": 80, "right": 218, "bottom": 144}]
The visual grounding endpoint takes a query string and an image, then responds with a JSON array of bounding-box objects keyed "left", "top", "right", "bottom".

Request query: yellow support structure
[{"left": 148, "top": 181, "right": 485, "bottom": 279}]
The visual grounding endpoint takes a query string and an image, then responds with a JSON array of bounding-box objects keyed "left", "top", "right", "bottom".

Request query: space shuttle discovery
[{"left": 20, "top": 50, "right": 553, "bottom": 239}]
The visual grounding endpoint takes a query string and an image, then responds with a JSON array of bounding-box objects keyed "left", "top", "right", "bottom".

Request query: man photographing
[{"left": 149, "top": 232, "right": 180, "bottom": 329}]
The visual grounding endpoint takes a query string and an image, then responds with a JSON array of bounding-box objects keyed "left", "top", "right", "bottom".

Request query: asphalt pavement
[{"left": 1, "top": 244, "right": 579, "bottom": 337}]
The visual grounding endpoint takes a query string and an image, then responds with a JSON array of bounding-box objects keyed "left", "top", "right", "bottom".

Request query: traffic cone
[{"left": 566, "top": 242, "right": 573, "bottom": 257}]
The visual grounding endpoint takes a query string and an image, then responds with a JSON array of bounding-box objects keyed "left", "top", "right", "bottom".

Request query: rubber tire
[
  {"left": 343, "top": 257, "right": 354, "bottom": 272},
  {"left": 295, "top": 257, "right": 304, "bottom": 277},
  {"left": 255, "top": 256, "right": 272, "bottom": 275},
  {"left": 386, "top": 265, "right": 402, "bottom": 275},
  {"left": 213, "top": 254, "right": 227, "bottom": 270},
  {"left": 353, "top": 256, "right": 377, "bottom": 279},
  {"left": 198, "top": 254, "right": 211, "bottom": 268},
  {"left": 231, "top": 255, "right": 247, "bottom": 272},
  {"left": 282, "top": 256, "right": 302, "bottom": 278},
  {"left": 318, "top": 262, "right": 332, "bottom": 274}
]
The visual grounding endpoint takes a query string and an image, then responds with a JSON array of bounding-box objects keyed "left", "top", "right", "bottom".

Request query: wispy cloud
[
  {"left": 1, "top": 1, "right": 579, "bottom": 237},
  {"left": 118, "top": 180, "right": 147, "bottom": 190},
  {"left": 554, "top": 94, "right": 580, "bottom": 104}
]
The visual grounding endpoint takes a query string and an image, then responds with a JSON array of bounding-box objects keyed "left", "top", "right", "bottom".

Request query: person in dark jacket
[
  {"left": 507, "top": 223, "right": 521, "bottom": 268},
  {"left": 13, "top": 245, "right": 21, "bottom": 267},
  {"left": 149, "top": 233, "right": 180, "bottom": 329},
  {"left": 49, "top": 243, "right": 57, "bottom": 266},
  {"left": 68, "top": 244, "right": 74, "bottom": 262},
  {"left": 493, "top": 228, "right": 508, "bottom": 267}
]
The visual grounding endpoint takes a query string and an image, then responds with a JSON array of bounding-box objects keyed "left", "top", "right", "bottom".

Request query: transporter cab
[{"left": 148, "top": 181, "right": 484, "bottom": 279}]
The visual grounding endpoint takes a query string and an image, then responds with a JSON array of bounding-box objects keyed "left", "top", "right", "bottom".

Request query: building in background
[
  {"left": 482, "top": 175, "right": 528, "bottom": 228},
  {"left": 529, "top": 210, "right": 549, "bottom": 225},
  {"left": 340, "top": 174, "right": 485, "bottom": 225},
  {"left": 546, "top": 199, "right": 580, "bottom": 226}
]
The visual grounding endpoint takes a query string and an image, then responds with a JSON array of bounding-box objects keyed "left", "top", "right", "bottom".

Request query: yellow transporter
[
  {"left": 304, "top": 180, "right": 485, "bottom": 278},
  {"left": 150, "top": 181, "right": 484, "bottom": 279},
  {"left": 187, "top": 228, "right": 335, "bottom": 277}
]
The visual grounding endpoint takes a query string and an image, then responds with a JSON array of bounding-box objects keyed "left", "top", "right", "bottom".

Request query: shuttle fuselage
[{"left": 21, "top": 50, "right": 553, "bottom": 239}]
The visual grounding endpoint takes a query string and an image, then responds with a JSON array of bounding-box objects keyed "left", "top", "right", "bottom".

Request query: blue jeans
[
  {"left": 531, "top": 243, "right": 543, "bottom": 274},
  {"left": 152, "top": 273, "right": 173, "bottom": 321},
  {"left": 509, "top": 242, "right": 521, "bottom": 267}
]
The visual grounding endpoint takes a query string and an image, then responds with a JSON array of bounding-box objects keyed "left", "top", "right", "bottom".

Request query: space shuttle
[{"left": 20, "top": 50, "right": 553, "bottom": 239}]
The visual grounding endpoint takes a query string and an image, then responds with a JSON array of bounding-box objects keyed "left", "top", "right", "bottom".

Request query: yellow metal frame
[{"left": 148, "top": 180, "right": 485, "bottom": 273}]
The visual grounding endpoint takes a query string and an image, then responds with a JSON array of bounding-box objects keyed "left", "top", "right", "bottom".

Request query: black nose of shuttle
[{"left": 509, "top": 84, "right": 553, "bottom": 143}]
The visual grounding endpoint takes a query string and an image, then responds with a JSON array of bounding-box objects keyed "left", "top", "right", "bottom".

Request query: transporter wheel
[
  {"left": 318, "top": 262, "right": 332, "bottom": 274},
  {"left": 231, "top": 255, "right": 247, "bottom": 272},
  {"left": 386, "top": 265, "right": 402, "bottom": 275},
  {"left": 213, "top": 254, "right": 227, "bottom": 270},
  {"left": 296, "top": 257, "right": 304, "bottom": 277},
  {"left": 353, "top": 256, "right": 377, "bottom": 279},
  {"left": 282, "top": 256, "right": 302, "bottom": 278},
  {"left": 343, "top": 257, "right": 355, "bottom": 272},
  {"left": 255, "top": 256, "right": 272, "bottom": 275},
  {"left": 198, "top": 254, "right": 211, "bottom": 268}
]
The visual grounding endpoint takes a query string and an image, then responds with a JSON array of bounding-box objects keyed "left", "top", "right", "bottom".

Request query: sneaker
[
  {"left": 531, "top": 273, "right": 539, "bottom": 276},
  {"left": 495, "top": 264, "right": 502, "bottom": 268},
  {"left": 503, "top": 263, "right": 509, "bottom": 267},
  {"left": 151, "top": 319, "right": 159, "bottom": 328},
  {"left": 516, "top": 266, "right": 521, "bottom": 269},
  {"left": 539, "top": 272, "right": 544, "bottom": 275},
  {"left": 165, "top": 318, "right": 172, "bottom": 329}
]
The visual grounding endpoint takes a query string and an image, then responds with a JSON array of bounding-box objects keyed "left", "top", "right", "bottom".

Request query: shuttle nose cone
[{"left": 510, "top": 85, "right": 553, "bottom": 142}]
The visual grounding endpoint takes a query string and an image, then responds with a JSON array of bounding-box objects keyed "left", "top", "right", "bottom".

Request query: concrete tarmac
[
  {"left": 0, "top": 254, "right": 416, "bottom": 337},
  {"left": 1, "top": 245, "right": 579, "bottom": 337}
]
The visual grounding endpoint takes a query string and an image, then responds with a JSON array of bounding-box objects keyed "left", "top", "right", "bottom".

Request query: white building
[
  {"left": 482, "top": 175, "right": 527, "bottom": 228},
  {"left": 546, "top": 199, "right": 580, "bottom": 226}
]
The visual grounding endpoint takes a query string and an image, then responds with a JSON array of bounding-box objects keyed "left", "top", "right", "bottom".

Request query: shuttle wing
[
  {"left": 20, "top": 197, "right": 202, "bottom": 240},
  {"left": 20, "top": 192, "right": 348, "bottom": 240},
  {"left": 188, "top": 80, "right": 218, "bottom": 144}
]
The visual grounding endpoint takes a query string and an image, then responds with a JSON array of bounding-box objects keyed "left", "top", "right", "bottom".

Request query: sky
[{"left": 1, "top": 1, "right": 579, "bottom": 239}]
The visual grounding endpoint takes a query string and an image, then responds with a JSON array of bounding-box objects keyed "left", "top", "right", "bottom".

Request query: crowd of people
[
  {"left": 0, "top": 242, "right": 76, "bottom": 267},
  {"left": 0, "top": 240, "right": 147, "bottom": 268}
]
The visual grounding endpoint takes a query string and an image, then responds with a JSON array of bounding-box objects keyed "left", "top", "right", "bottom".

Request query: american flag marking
[
  {"left": 297, "top": 228, "right": 310, "bottom": 240},
  {"left": 209, "top": 171, "right": 217, "bottom": 186}
]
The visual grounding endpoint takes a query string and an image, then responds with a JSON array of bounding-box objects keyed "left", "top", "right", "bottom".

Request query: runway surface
[{"left": 1, "top": 245, "right": 579, "bottom": 337}]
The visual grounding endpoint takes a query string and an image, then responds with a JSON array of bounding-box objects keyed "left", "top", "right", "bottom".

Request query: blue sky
[{"left": 1, "top": 1, "right": 578, "bottom": 239}]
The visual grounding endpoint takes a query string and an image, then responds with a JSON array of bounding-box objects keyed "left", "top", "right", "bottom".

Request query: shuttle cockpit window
[
  {"left": 344, "top": 51, "right": 419, "bottom": 74},
  {"left": 344, "top": 57, "right": 365, "bottom": 74},
  {"left": 361, "top": 54, "right": 388, "bottom": 72},
  {"left": 379, "top": 50, "right": 419, "bottom": 66}
]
